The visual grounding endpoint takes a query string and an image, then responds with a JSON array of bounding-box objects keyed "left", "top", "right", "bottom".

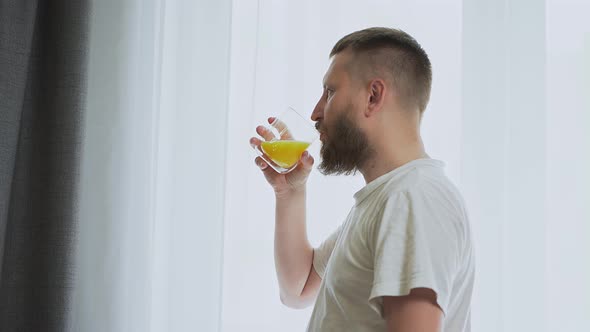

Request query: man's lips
[{"left": 315, "top": 122, "right": 325, "bottom": 140}]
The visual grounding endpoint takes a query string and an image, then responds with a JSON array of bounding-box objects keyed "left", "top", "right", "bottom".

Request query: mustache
[{"left": 315, "top": 121, "right": 322, "bottom": 132}]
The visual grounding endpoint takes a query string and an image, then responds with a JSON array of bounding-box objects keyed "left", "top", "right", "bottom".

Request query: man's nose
[{"left": 311, "top": 98, "right": 324, "bottom": 122}]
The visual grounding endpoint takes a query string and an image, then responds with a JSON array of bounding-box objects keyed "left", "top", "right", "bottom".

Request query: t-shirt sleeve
[
  {"left": 312, "top": 224, "right": 343, "bottom": 279},
  {"left": 367, "top": 191, "right": 461, "bottom": 317}
]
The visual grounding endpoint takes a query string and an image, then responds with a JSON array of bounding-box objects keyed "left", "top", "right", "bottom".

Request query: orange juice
[{"left": 260, "top": 140, "right": 311, "bottom": 168}]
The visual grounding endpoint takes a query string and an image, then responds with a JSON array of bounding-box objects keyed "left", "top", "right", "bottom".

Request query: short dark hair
[{"left": 330, "top": 27, "right": 432, "bottom": 113}]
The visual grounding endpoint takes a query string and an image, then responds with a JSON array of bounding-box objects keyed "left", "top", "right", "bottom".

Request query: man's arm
[
  {"left": 274, "top": 188, "right": 322, "bottom": 309},
  {"left": 382, "top": 288, "right": 443, "bottom": 332},
  {"left": 250, "top": 124, "right": 322, "bottom": 309}
]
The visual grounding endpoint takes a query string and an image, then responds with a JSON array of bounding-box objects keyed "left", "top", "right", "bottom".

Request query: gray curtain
[{"left": 0, "top": 1, "right": 90, "bottom": 331}]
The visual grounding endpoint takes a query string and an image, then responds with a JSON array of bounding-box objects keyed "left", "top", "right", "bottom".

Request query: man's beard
[{"left": 317, "top": 107, "right": 373, "bottom": 176}]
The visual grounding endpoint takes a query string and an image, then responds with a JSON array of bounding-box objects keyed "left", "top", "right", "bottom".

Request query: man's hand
[
  {"left": 382, "top": 288, "right": 443, "bottom": 332},
  {"left": 250, "top": 117, "right": 314, "bottom": 197}
]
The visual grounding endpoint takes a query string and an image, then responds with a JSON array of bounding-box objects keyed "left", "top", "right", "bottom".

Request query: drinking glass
[{"left": 252, "top": 107, "right": 318, "bottom": 174}]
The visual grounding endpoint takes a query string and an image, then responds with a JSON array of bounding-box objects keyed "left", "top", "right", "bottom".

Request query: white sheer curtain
[
  {"left": 462, "top": 1, "right": 547, "bottom": 330},
  {"left": 73, "top": 0, "right": 230, "bottom": 331},
  {"left": 223, "top": 1, "right": 463, "bottom": 331},
  {"left": 224, "top": 0, "right": 590, "bottom": 331},
  {"left": 545, "top": 0, "right": 590, "bottom": 329},
  {"left": 71, "top": 0, "right": 590, "bottom": 331}
]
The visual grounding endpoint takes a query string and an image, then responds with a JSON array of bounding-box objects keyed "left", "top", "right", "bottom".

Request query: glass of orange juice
[{"left": 252, "top": 107, "right": 318, "bottom": 174}]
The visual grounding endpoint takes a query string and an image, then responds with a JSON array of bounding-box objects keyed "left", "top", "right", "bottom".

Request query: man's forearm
[{"left": 274, "top": 187, "right": 313, "bottom": 299}]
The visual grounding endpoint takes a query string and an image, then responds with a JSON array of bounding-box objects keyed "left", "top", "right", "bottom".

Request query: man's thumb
[{"left": 301, "top": 151, "right": 314, "bottom": 168}]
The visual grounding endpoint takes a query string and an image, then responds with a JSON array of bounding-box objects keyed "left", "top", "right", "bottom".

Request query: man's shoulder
[
  {"left": 380, "top": 166, "right": 467, "bottom": 216},
  {"left": 393, "top": 164, "right": 460, "bottom": 195},
  {"left": 380, "top": 164, "right": 445, "bottom": 195}
]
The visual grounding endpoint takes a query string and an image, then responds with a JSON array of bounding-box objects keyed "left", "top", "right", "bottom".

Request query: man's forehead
[{"left": 323, "top": 53, "right": 350, "bottom": 85}]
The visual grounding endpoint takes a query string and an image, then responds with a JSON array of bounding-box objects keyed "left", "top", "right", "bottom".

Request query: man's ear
[{"left": 366, "top": 79, "right": 386, "bottom": 117}]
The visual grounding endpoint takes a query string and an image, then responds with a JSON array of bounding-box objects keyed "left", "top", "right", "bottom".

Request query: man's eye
[{"left": 326, "top": 89, "right": 334, "bottom": 98}]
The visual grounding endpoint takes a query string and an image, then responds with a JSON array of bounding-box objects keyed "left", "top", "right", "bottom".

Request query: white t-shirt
[{"left": 307, "top": 159, "right": 475, "bottom": 332}]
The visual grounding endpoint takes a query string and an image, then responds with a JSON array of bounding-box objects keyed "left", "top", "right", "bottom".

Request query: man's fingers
[
  {"left": 305, "top": 151, "right": 314, "bottom": 165},
  {"left": 254, "top": 157, "right": 284, "bottom": 185},
  {"left": 300, "top": 151, "right": 314, "bottom": 169},
  {"left": 269, "top": 117, "right": 294, "bottom": 140},
  {"left": 254, "top": 156, "right": 268, "bottom": 170},
  {"left": 250, "top": 137, "right": 262, "bottom": 148},
  {"left": 256, "top": 125, "right": 276, "bottom": 141},
  {"left": 290, "top": 151, "right": 314, "bottom": 176}
]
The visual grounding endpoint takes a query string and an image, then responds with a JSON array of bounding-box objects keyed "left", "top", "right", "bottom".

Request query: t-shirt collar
[{"left": 353, "top": 158, "right": 444, "bottom": 205}]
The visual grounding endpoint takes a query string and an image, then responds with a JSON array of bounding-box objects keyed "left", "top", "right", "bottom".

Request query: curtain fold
[
  {"left": 71, "top": 0, "right": 232, "bottom": 331},
  {"left": 0, "top": 1, "right": 90, "bottom": 331}
]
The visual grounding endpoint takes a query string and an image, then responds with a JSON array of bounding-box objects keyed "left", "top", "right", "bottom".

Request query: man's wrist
[{"left": 275, "top": 186, "right": 306, "bottom": 200}]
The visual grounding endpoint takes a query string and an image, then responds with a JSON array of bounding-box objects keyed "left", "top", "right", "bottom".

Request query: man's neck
[{"left": 359, "top": 137, "right": 428, "bottom": 184}]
